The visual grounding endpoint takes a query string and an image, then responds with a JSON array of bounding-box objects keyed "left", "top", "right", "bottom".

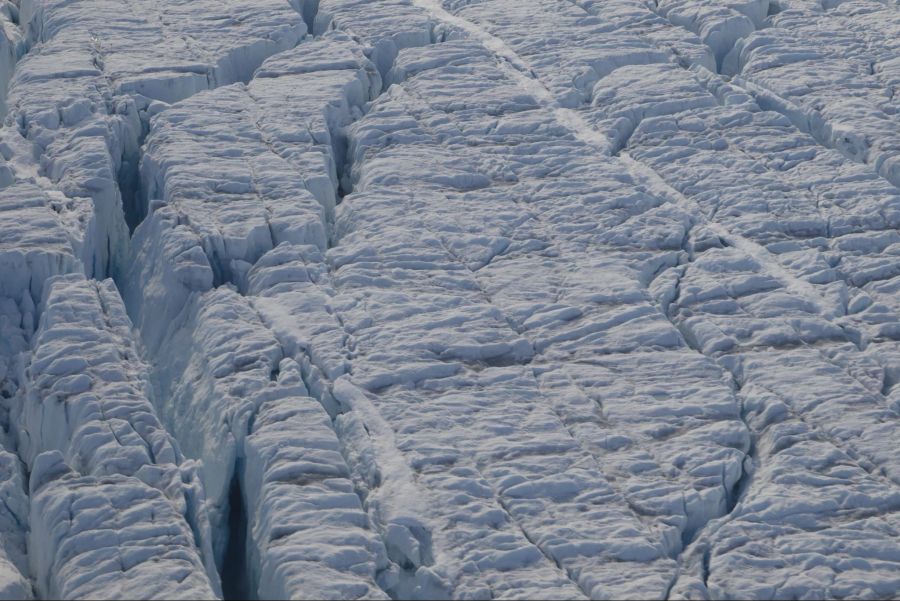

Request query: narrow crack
[
  {"left": 293, "top": 0, "right": 321, "bottom": 33},
  {"left": 221, "top": 463, "right": 251, "bottom": 601}
]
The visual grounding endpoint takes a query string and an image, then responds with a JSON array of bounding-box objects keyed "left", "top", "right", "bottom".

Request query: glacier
[{"left": 0, "top": 0, "right": 900, "bottom": 599}]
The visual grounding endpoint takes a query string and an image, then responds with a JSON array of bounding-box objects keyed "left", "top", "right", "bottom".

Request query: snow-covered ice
[{"left": 2, "top": 0, "right": 900, "bottom": 599}]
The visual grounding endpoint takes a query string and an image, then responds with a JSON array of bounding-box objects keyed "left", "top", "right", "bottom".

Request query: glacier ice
[
  {"left": 2, "top": 0, "right": 900, "bottom": 599},
  {"left": 20, "top": 274, "right": 219, "bottom": 598}
]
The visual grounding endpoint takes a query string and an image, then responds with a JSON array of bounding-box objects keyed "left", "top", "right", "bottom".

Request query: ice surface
[
  {"left": 244, "top": 369, "right": 392, "bottom": 600},
  {"left": 29, "top": 452, "right": 217, "bottom": 600},
  {"left": 0, "top": 450, "right": 30, "bottom": 600},
  {"left": 725, "top": 0, "right": 900, "bottom": 186},
  {"left": 20, "top": 274, "right": 219, "bottom": 598},
  {"left": 0, "top": 181, "right": 85, "bottom": 306},
  {"left": 23, "top": 275, "right": 174, "bottom": 473},
  {"left": 669, "top": 387, "right": 900, "bottom": 599},
  {"left": 4, "top": 0, "right": 900, "bottom": 599},
  {"left": 7, "top": 0, "right": 305, "bottom": 278},
  {"left": 144, "top": 284, "right": 392, "bottom": 598}
]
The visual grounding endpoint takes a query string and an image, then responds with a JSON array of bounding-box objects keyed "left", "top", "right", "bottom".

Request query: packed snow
[{"left": 1, "top": 0, "right": 900, "bottom": 599}]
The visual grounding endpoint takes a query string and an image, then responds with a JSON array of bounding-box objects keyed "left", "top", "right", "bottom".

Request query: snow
[
  {"left": 669, "top": 371, "right": 900, "bottom": 599},
  {"left": 2, "top": 0, "right": 900, "bottom": 599},
  {"left": 0, "top": 2, "right": 21, "bottom": 119}
]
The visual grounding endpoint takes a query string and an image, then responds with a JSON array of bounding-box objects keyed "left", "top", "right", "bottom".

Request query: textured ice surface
[
  {"left": 7, "top": 0, "right": 305, "bottom": 278},
  {"left": 0, "top": 449, "right": 29, "bottom": 600},
  {"left": 725, "top": 1, "right": 900, "bottom": 185},
  {"left": 29, "top": 452, "right": 216, "bottom": 600},
  {"left": 21, "top": 274, "right": 218, "bottom": 598},
  {"left": 244, "top": 371, "right": 392, "bottom": 600},
  {"left": 3, "top": 0, "right": 900, "bottom": 599},
  {"left": 0, "top": 181, "right": 85, "bottom": 306}
]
